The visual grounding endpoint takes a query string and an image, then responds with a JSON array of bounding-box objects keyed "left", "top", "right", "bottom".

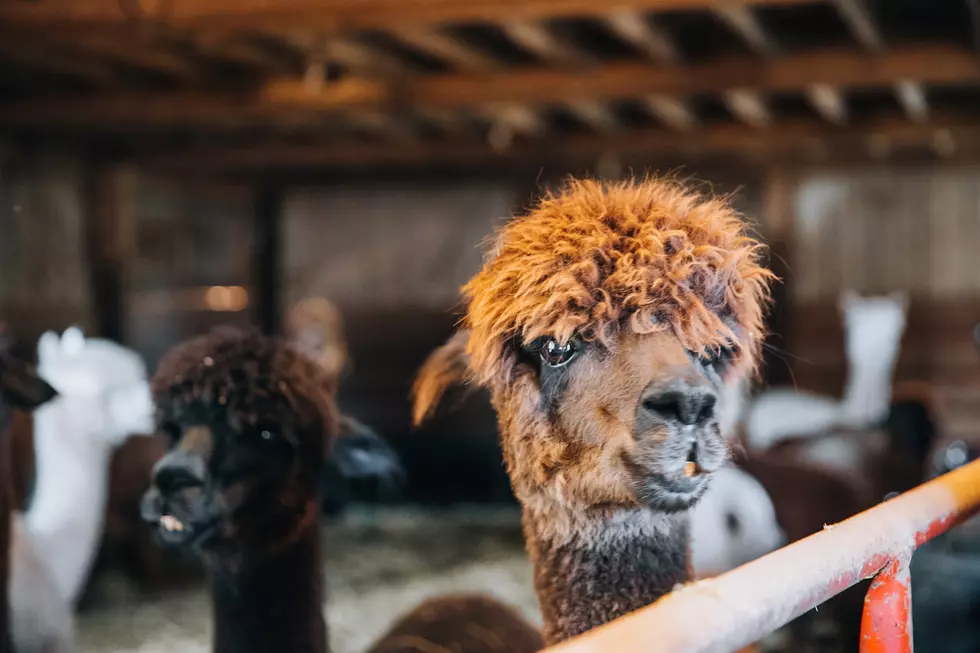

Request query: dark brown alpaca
[
  {"left": 0, "top": 348, "right": 59, "bottom": 653},
  {"left": 141, "top": 327, "right": 397, "bottom": 653},
  {"left": 411, "top": 178, "right": 774, "bottom": 645}
]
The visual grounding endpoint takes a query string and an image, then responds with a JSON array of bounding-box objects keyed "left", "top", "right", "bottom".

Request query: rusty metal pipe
[{"left": 541, "top": 457, "right": 980, "bottom": 653}]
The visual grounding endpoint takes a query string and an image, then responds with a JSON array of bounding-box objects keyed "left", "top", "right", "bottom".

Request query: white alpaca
[
  {"left": 743, "top": 290, "right": 908, "bottom": 451},
  {"left": 10, "top": 327, "right": 155, "bottom": 653},
  {"left": 689, "top": 465, "right": 785, "bottom": 578}
]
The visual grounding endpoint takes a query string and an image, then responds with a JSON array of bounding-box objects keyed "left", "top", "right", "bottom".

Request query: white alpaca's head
[
  {"left": 839, "top": 290, "right": 908, "bottom": 372},
  {"left": 689, "top": 465, "right": 784, "bottom": 578},
  {"left": 37, "top": 327, "right": 154, "bottom": 445}
]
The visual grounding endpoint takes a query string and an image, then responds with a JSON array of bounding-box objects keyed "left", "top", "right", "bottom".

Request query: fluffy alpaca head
[
  {"left": 414, "top": 178, "right": 774, "bottom": 524},
  {"left": 141, "top": 326, "right": 340, "bottom": 566},
  {"left": 286, "top": 296, "right": 348, "bottom": 380},
  {"left": 838, "top": 290, "right": 907, "bottom": 371},
  {"left": 36, "top": 326, "right": 154, "bottom": 445}
]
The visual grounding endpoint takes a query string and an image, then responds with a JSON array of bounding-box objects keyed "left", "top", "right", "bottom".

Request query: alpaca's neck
[
  {"left": 841, "top": 360, "right": 895, "bottom": 425},
  {"left": 211, "top": 513, "right": 326, "bottom": 653},
  {"left": 523, "top": 505, "right": 690, "bottom": 645},
  {"left": 23, "top": 398, "right": 114, "bottom": 604}
]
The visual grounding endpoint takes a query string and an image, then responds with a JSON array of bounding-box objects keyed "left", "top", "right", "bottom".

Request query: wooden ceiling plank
[
  {"left": 0, "top": 0, "right": 817, "bottom": 32},
  {"left": 894, "top": 80, "right": 929, "bottom": 122},
  {"left": 148, "top": 114, "right": 980, "bottom": 171},
  {"left": 642, "top": 94, "right": 697, "bottom": 131},
  {"left": 501, "top": 20, "right": 593, "bottom": 66},
  {"left": 723, "top": 88, "right": 771, "bottom": 128},
  {"left": 390, "top": 27, "right": 500, "bottom": 71},
  {"left": 0, "top": 45, "right": 973, "bottom": 127},
  {"left": 713, "top": 5, "right": 779, "bottom": 56},
  {"left": 805, "top": 83, "right": 848, "bottom": 125},
  {"left": 566, "top": 100, "right": 621, "bottom": 133},
  {"left": 604, "top": 10, "right": 680, "bottom": 64},
  {"left": 833, "top": 0, "right": 884, "bottom": 52}
]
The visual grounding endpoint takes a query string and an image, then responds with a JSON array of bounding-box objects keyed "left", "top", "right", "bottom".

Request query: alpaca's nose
[
  {"left": 641, "top": 382, "right": 717, "bottom": 427},
  {"left": 153, "top": 453, "right": 206, "bottom": 495}
]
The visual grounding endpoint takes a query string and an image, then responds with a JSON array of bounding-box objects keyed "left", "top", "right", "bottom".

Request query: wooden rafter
[
  {"left": 148, "top": 114, "right": 980, "bottom": 172},
  {"left": 894, "top": 80, "right": 929, "bottom": 122},
  {"left": 567, "top": 100, "right": 621, "bottom": 133},
  {"left": 604, "top": 11, "right": 680, "bottom": 63},
  {"left": 712, "top": 5, "right": 775, "bottom": 127},
  {"left": 642, "top": 95, "right": 697, "bottom": 131},
  {"left": 831, "top": 0, "right": 927, "bottom": 123},
  {"left": 390, "top": 27, "right": 500, "bottom": 71},
  {"left": 724, "top": 88, "right": 771, "bottom": 128},
  {"left": 0, "top": 45, "right": 972, "bottom": 127},
  {"left": 833, "top": 0, "right": 884, "bottom": 52},
  {"left": 805, "top": 84, "right": 848, "bottom": 125},
  {"left": 602, "top": 11, "right": 697, "bottom": 131},
  {"left": 714, "top": 5, "right": 779, "bottom": 56},
  {"left": 502, "top": 21, "right": 592, "bottom": 66},
  {"left": 0, "top": 0, "right": 818, "bottom": 33}
]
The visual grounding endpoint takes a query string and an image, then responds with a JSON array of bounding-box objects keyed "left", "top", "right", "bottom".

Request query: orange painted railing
[{"left": 542, "top": 457, "right": 980, "bottom": 653}]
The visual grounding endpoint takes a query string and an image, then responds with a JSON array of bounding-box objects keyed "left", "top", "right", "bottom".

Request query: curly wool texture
[
  {"left": 152, "top": 326, "right": 339, "bottom": 455},
  {"left": 462, "top": 178, "right": 776, "bottom": 384}
]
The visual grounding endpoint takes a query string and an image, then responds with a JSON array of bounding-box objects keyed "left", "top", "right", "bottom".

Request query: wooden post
[
  {"left": 254, "top": 185, "right": 282, "bottom": 335},
  {"left": 82, "top": 164, "right": 136, "bottom": 343},
  {"left": 760, "top": 167, "right": 797, "bottom": 387}
]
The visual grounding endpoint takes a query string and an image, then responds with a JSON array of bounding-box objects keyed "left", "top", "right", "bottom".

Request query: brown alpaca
[{"left": 411, "top": 178, "right": 774, "bottom": 645}]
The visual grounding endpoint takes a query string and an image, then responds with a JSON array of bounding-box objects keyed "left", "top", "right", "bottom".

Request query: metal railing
[{"left": 542, "top": 457, "right": 980, "bottom": 653}]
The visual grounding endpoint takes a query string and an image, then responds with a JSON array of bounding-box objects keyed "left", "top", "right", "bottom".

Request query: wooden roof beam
[
  {"left": 833, "top": 0, "right": 884, "bottom": 52},
  {"left": 502, "top": 20, "right": 593, "bottom": 66},
  {"left": 604, "top": 10, "right": 680, "bottom": 64},
  {"left": 895, "top": 80, "right": 929, "bottom": 122},
  {"left": 604, "top": 11, "right": 697, "bottom": 131},
  {"left": 712, "top": 5, "right": 775, "bottom": 127},
  {"left": 713, "top": 5, "right": 779, "bottom": 56},
  {"left": 390, "top": 27, "right": 500, "bottom": 72},
  {"left": 148, "top": 114, "right": 980, "bottom": 172},
  {"left": 724, "top": 88, "right": 771, "bottom": 128},
  {"left": 642, "top": 95, "right": 697, "bottom": 131},
  {"left": 0, "top": 0, "right": 818, "bottom": 33},
  {"left": 0, "top": 46, "right": 973, "bottom": 127},
  {"left": 805, "top": 84, "right": 848, "bottom": 124},
  {"left": 567, "top": 100, "right": 621, "bottom": 133}
]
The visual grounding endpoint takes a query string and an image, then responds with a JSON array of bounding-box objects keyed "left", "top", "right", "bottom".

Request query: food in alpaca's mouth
[
  {"left": 684, "top": 461, "right": 700, "bottom": 478},
  {"left": 159, "top": 514, "right": 185, "bottom": 532}
]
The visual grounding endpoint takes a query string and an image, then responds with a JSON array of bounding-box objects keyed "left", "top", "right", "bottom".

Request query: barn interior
[{"left": 1, "top": 1, "right": 980, "bottom": 652}]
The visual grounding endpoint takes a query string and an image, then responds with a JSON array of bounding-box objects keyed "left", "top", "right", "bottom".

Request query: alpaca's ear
[
  {"left": 60, "top": 326, "right": 85, "bottom": 355},
  {"left": 411, "top": 329, "right": 473, "bottom": 427},
  {"left": 1, "top": 356, "right": 58, "bottom": 410},
  {"left": 838, "top": 289, "right": 859, "bottom": 313},
  {"left": 328, "top": 415, "right": 404, "bottom": 490},
  {"left": 37, "top": 331, "right": 60, "bottom": 362}
]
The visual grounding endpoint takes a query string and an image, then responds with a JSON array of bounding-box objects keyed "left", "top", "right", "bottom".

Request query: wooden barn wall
[
  {"left": 283, "top": 179, "right": 519, "bottom": 504},
  {"left": 0, "top": 154, "right": 93, "bottom": 356},
  {"left": 282, "top": 171, "right": 764, "bottom": 505},
  {"left": 126, "top": 177, "right": 257, "bottom": 368},
  {"left": 788, "top": 167, "right": 980, "bottom": 444}
]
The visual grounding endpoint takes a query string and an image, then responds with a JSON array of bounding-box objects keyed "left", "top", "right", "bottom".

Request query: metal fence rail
[{"left": 542, "top": 457, "right": 980, "bottom": 653}]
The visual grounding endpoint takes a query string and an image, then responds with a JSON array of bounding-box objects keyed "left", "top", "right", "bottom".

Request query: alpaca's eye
[
  {"left": 697, "top": 345, "right": 738, "bottom": 374},
  {"left": 540, "top": 339, "right": 577, "bottom": 367}
]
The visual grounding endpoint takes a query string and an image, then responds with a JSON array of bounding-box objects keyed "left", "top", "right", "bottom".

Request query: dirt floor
[{"left": 75, "top": 505, "right": 540, "bottom": 653}]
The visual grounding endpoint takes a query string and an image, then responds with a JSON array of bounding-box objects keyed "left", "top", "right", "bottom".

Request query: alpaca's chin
[{"left": 630, "top": 471, "right": 712, "bottom": 513}]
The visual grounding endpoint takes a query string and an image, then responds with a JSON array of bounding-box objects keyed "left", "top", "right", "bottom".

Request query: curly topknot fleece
[
  {"left": 152, "top": 326, "right": 339, "bottom": 452},
  {"left": 462, "top": 177, "right": 776, "bottom": 383}
]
